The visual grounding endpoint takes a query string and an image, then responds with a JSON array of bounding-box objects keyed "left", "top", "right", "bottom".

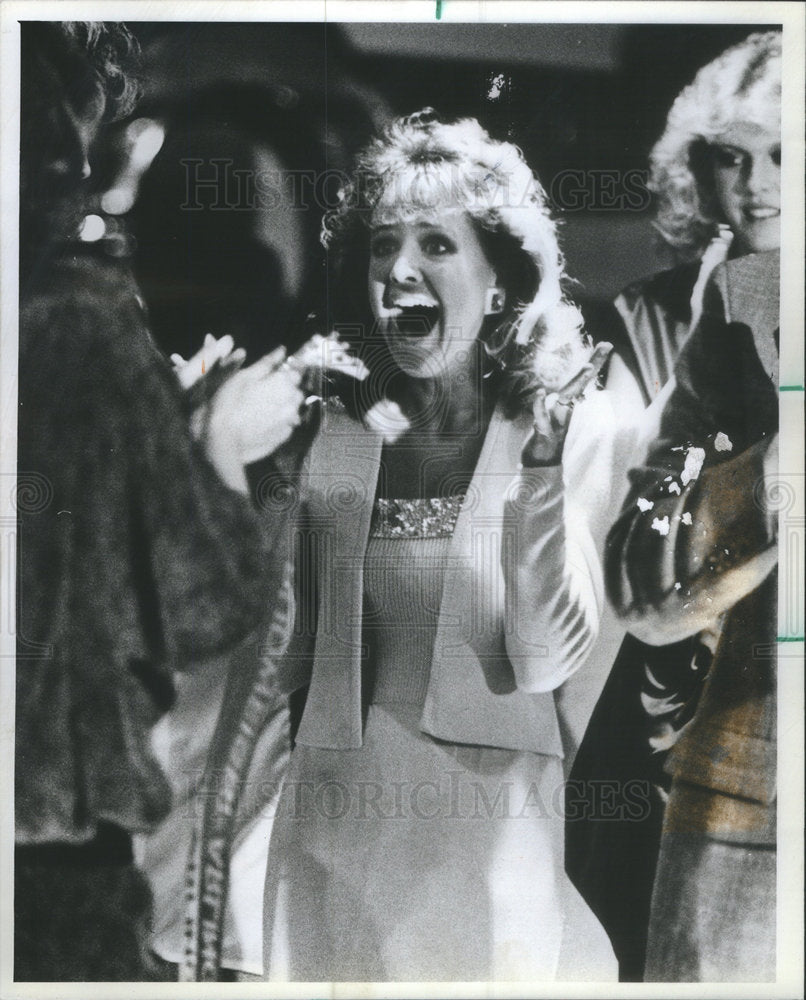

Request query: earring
[{"left": 484, "top": 287, "right": 506, "bottom": 315}]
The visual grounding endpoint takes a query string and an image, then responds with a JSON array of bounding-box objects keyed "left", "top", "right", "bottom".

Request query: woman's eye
[
  {"left": 770, "top": 145, "right": 781, "bottom": 167},
  {"left": 422, "top": 235, "right": 454, "bottom": 256},
  {"left": 370, "top": 238, "right": 397, "bottom": 258},
  {"left": 712, "top": 146, "right": 744, "bottom": 169}
]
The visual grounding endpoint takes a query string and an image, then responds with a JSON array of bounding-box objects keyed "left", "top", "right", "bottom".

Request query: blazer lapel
[
  {"left": 295, "top": 408, "right": 382, "bottom": 749},
  {"left": 421, "top": 405, "right": 564, "bottom": 756},
  {"left": 723, "top": 250, "right": 780, "bottom": 385}
]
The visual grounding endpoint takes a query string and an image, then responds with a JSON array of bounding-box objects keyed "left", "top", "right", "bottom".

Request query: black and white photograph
[{"left": 1, "top": 1, "right": 803, "bottom": 995}]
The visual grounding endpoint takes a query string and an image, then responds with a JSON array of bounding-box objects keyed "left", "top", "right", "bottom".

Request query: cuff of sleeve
[
  {"left": 519, "top": 454, "right": 562, "bottom": 470},
  {"left": 694, "top": 434, "right": 778, "bottom": 574}
]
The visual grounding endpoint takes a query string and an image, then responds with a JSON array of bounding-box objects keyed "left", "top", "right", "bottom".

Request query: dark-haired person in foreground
[
  {"left": 606, "top": 249, "right": 779, "bottom": 981},
  {"left": 15, "top": 22, "right": 303, "bottom": 980}
]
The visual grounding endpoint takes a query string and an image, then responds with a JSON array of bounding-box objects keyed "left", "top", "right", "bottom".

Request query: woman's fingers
[
  {"left": 532, "top": 387, "right": 553, "bottom": 436},
  {"left": 172, "top": 334, "right": 240, "bottom": 388},
  {"left": 522, "top": 384, "right": 577, "bottom": 466},
  {"left": 584, "top": 341, "right": 613, "bottom": 380},
  {"left": 557, "top": 364, "right": 594, "bottom": 403},
  {"left": 242, "top": 346, "right": 289, "bottom": 380},
  {"left": 522, "top": 344, "right": 615, "bottom": 467},
  {"left": 555, "top": 342, "right": 614, "bottom": 405},
  {"left": 221, "top": 347, "right": 248, "bottom": 368},
  {"left": 212, "top": 333, "right": 234, "bottom": 359},
  {"left": 192, "top": 333, "right": 234, "bottom": 366}
]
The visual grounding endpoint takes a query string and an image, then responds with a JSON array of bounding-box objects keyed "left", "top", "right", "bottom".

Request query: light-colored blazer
[{"left": 279, "top": 390, "right": 624, "bottom": 757}]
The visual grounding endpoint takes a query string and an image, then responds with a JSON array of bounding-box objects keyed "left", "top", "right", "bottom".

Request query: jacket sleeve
[
  {"left": 46, "top": 262, "right": 278, "bottom": 670},
  {"left": 606, "top": 273, "right": 779, "bottom": 645},
  {"left": 15, "top": 254, "right": 283, "bottom": 841},
  {"left": 119, "top": 324, "right": 277, "bottom": 666},
  {"left": 502, "top": 389, "right": 629, "bottom": 692}
]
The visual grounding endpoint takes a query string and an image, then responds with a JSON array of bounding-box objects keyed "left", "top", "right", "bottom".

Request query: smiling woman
[
  {"left": 566, "top": 30, "right": 782, "bottom": 981},
  {"left": 261, "top": 110, "right": 626, "bottom": 982},
  {"left": 587, "top": 31, "right": 782, "bottom": 424},
  {"left": 710, "top": 122, "right": 780, "bottom": 255},
  {"left": 656, "top": 33, "right": 781, "bottom": 251}
]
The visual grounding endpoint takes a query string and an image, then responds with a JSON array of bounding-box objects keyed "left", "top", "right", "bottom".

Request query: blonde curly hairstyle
[
  {"left": 321, "top": 109, "right": 590, "bottom": 402},
  {"left": 649, "top": 30, "right": 781, "bottom": 261}
]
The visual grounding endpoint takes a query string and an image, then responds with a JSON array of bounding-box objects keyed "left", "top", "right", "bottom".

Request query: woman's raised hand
[
  {"left": 521, "top": 343, "right": 612, "bottom": 467},
  {"left": 202, "top": 347, "right": 305, "bottom": 493},
  {"left": 171, "top": 333, "right": 246, "bottom": 390}
]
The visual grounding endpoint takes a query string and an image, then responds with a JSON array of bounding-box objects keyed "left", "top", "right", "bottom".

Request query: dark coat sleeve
[
  {"left": 19, "top": 255, "right": 274, "bottom": 667},
  {"left": 16, "top": 252, "right": 277, "bottom": 840},
  {"left": 605, "top": 264, "right": 778, "bottom": 645}
]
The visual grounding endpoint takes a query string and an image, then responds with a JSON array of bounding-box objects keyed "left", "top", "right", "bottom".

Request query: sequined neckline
[{"left": 371, "top": 495, "right": 465, "bottom": 538}]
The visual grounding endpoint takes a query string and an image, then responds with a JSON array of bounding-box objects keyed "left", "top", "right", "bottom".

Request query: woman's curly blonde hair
[
  {"left": 649, "top": 30, "right": 781, "bottom": 262},
  {"left": 321, "top": 109, "right": 590, "bottom": 404}
]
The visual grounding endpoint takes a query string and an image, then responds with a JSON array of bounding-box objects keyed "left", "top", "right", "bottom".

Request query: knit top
[{"left": 363, "top": 496, "right": 463, "bottom": 706}]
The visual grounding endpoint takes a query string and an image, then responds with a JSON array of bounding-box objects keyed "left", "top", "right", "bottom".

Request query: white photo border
[{"left": 1, "top": 3, "right": 803, "bottom": 998}]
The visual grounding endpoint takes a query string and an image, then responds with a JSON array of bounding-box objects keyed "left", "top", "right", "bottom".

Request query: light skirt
[{"left": 264, "top": 702, "right": 616, "bottom": 982}]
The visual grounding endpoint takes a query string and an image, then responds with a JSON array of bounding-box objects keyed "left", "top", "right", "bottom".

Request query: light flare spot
[{"left": 78, "top": 214, "right": 106, "bottom": 242}]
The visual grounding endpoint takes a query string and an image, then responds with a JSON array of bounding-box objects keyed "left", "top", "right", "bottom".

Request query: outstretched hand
[
  {"left": 521, "top": 343, "right": 612, "bottom": 467},
  {"left": 202, "top": 347, "right": 305, "bottom": 493}
]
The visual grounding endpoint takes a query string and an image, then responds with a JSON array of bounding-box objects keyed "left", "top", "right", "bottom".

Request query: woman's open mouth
[
  {"left": 387, "top": 304, "right": 440, "bottom": 337},
  {"left": 743, "top": 205, "right": 779, "bottom": 221}
]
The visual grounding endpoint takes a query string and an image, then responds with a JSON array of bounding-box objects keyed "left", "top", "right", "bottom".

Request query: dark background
[{"left": 107, "top": 22, "right": 777, "bottom": 361}]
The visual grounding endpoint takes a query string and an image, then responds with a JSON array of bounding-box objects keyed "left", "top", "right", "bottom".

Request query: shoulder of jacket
[{"left": 615, "top": 261, "right": 701, "bottom": 318}]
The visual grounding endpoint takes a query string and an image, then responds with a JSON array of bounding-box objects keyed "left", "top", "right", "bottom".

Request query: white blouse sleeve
[{"left": 502, "top": 389, "right": 630, "bottom": 692}]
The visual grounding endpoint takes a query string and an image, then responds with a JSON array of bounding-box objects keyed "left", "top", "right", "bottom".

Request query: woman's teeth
[{"left": 744, "top": 206, "right": 779, "bottom": 220}]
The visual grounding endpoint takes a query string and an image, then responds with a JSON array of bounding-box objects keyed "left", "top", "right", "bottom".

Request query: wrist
[
  {"left": 520, "top": 448, "right": 561, "bottom": 469},
  {"left": 203, "top": 406, "right": 249, "bottom": 494},
  {"left": 189, "top": 402, "right": 209, "bottom": 442}
]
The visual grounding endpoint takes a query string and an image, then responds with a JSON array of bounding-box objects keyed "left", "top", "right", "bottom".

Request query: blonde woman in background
[
  {"left": 567, "top": 30, "right": 781, "bottom": 981},
  {"left": 612, "top": 29, "right": 781, "bottom": 415}
]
